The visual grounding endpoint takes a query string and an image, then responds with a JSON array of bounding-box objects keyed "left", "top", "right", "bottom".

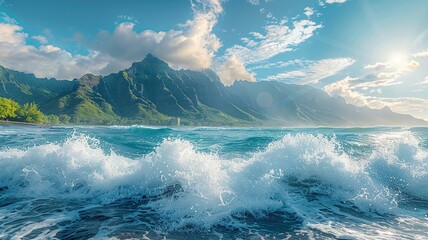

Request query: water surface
[{"left": 0, "top": 125, "right": 427, "bottom": 239}]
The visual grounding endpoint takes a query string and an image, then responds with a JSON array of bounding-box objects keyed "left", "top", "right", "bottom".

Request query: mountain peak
[
  {"left": 128, "top": 54, "right": 170, "bottom": 74},
  {"left": 78, "top": 73, "right": 101, "bottom": 87},
  {"left": 143, "top": 54, "right": 169, "bottom": 65}
]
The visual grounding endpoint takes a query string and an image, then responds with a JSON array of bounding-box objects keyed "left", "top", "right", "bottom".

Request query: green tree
[
  {"left": 59, "top": 114, "right": 71, "bottom": 124},
  {"left": 16, "top": 103, "right": 46, "bottom": 123},
  {"left": 0, "top": 97, "right": 20, "bottom": 120},
  {"left": 46, "top": 114, "right": 61, "bottom": 124}
]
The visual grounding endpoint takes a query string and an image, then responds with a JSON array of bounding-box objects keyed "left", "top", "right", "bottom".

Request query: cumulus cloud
[
  {"left": 324, "top": 77, "right": 368, "bottom": 106},
  {"left": 263, "top": 58, "right": 355, "bottom": 84},
  {"left": 31, "top": 35, "right": 48, "bottom": 44},
  {"left": 304, "top": 7, "right": 314, "bottom": 17},
  {"left": 0, "top": 23, "right": 112, "bottom": 79},
  {"left": 90, "top": 0, "right": 222, "bottom": 74},
  {"left": 407, "top": 60, "right": 420, "bottom": 69},
  {"left": 0, "top": 23, "right": 27, "bottom": 45},
  {"left": 324, "top": 76, "right": 428, "bottom": 121},
  {"left": 92, "top": 17, "right": 221, "bottom": 73},
  {"left": 217, "top": 55, "right": 256, "bottom": 86},
  {"left": 0, "top": 0, "right": 224, "bottom": 79},
  {"left": 249, "top": 31, "right": 264, "bottom": 39}
]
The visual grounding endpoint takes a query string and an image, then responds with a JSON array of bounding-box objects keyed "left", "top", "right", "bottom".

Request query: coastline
[{"left": 0, "top": 119, "right": 44, "bottom": 127}]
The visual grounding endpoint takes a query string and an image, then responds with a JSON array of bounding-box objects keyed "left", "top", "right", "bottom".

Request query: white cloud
[
  {"left": 246, "top": 40, "right": 258, "bottom": 47},
  {"left": 364, "top": 62, "right": 390, "bottom": 71},
  {"left": 416, "top": 76, "right": 428, "bottom": 85},
  {"left": 325, "top": 0, "right": 347, "bottom": 4},
  {"left": 304, "top": 7, "right": 314, "bottom": 17},
  {"left": 191, "top": 0, "right": 223, "bottom": 15},
  {"left": 362, "top": 59, "right": 420, "bottom": 88},
  {"left": 265, "top": 70, "right": 306, "bottom": 81},
  {"left": 117, "top": 15, "right": 135, "bottom": 21},
  {"left": 88, "top": 0, "right": 223, "bottom": 74},
  {"left": 376, "top": 72, "right": 398, "bottom": 80},
  {"left": 365, "top": 60, "right": 419, "bottom": 72},
  {"left": 92, "top": 16, "right": 221, "bottom": 73},
  {"left": 39, "top": 45, "right": 62, "bottom": 53},
  {"left": 0, "top": 23, "right": 110, "bottom": 79},
  {"left": 324, "top": 77, "right": 368, "bottom": 106},
  {"left": 31, "top": 35, "right": 48, "bottom": 44},
  {"left": 266, "top": 12, "right": 274, "bottom": 19},
  {"left": 224, "top": 20, "right": 322, "bottom": 65},
  {"left": 250, "top": 59, "right": 306, "bottom": 70},
  {"left": 115, "top": 15, "right": 138, "bottom": 25},
  {"left": 215, "top": 12, "right": 321, "bottom": 85},
  {"left": 217, "top": 55, "right": 256, "bottom": 86},
  {"left": 0, "top": 23, "right": 26, "bottom": 45},
  {"left": 249, "top": 31, "right": 264, "bottom": 39},
  {"left": 333, "top": 48, "right": 424, "bottom": 114},
  {"left": 264, "top": 58, "right": 355, "bottom": 84},
  {"left": 355, "top": 74, "right": 400, "bottom": 89},
  {"left": 413, "top": 49, "right": 428, "bottom": 57},
  {"left": 324, "top": 77, "right": 428, "bottom": 121},
  {"left": 0, "top": 0, "right": 224, "bottom": 79},
  {"left": 247, "top": 0, "right": 260, "bottom": 5},
  {"left": 407, "top": 60, "right": 420, "bottom": 69},
  {"left": 1, "top": 12, "right": 18, "bottom": 25}
]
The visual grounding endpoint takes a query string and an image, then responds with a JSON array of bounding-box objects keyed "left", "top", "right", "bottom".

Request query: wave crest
[{"left": 0, "top": 131, "right": 427, "bottom": 231}]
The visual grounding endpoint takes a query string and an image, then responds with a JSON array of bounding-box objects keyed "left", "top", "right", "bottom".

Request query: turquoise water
[{"left": 0, "top": 125, "right": 427, "bottom": 239}]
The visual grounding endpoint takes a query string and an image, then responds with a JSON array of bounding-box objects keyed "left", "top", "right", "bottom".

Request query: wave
[
  {"left": 109, "top": 125, "right": 173, "bottom": 130},
  {"left": 0, "top": 131, "right": 427, "bottom": 232}
]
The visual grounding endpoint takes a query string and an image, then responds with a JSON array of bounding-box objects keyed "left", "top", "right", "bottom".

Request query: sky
[{"left": 0, "top": 0, "right": 428, "bottom": 120}]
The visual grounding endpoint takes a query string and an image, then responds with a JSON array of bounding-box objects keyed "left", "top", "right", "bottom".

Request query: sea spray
[{"left": 0, "top": 126, "right": 427, "bottom": 238}]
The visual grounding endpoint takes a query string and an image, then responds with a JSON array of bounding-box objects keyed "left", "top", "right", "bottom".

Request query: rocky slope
[{"left": 0, "top": 55, "right": 425, "bottom": 126}]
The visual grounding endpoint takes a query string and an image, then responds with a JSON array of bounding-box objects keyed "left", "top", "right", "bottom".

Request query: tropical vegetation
[{"left": 0, "top": 97, "right": 49, "bottom": 124}]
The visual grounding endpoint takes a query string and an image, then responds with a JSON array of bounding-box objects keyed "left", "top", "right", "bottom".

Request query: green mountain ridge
[{"left": 0, "top": 54, "right": 426, "bottom": 126}]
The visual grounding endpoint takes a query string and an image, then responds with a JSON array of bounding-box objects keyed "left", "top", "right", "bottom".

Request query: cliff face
[
  {"left": 0, "top": 55, "right": 426, "bottom": 126},
  {"left": 0, "top": 65, "right": 75, "bottom": 105}
]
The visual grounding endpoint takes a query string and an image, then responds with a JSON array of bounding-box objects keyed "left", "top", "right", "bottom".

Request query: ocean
[{"left": 0, "top": 125, "right": 427, "bottom": 239}]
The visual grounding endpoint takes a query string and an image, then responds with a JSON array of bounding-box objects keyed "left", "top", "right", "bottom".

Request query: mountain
[
  {"left": 0, "top": 54, "right": 426, "bottom": 126},
  {"left": 0, "top": 65, "right": 75, "bottom": 104},
  {"left": 227, "top": 81, "right": 426, "bottom": 126}
]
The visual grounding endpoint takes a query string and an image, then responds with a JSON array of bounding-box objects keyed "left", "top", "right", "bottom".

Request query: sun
[{"left": 388, "top": 52, "right": 408, "bottom": 68}]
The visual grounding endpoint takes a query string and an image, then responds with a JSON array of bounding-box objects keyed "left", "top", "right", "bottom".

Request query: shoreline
[
  {"left": 1, "top": 120, "right": 428, "bottom": 129},
  {"left": 0, "top": 119, "right": 45, "bottom": 127}
]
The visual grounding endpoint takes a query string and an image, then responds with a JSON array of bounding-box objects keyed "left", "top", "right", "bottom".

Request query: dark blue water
[{"left": 0, "top": 125, "right": 427, "bottom": 239}]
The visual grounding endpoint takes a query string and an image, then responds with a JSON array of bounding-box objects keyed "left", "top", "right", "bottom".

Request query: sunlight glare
[{"left": 388, "top": 52, "right": 408, "bottom": 68}]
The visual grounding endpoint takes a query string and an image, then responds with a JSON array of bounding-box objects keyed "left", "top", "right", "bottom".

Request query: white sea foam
[
  {"left": 108, "top": 125, "right": 171, "bottom": 130},
  {"left": 368, "top": 131, "right": 428, "bottom": 199},
  {"left": 0, "top": 131, "right": 427, "bottom": 235}
]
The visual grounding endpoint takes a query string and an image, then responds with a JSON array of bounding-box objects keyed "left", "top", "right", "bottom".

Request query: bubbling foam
[
  {"left": 369, "top": 131, "right": 428, "bottom": 199},
  {"left": 0, "top": 131, "right": 427, "bottom": 232}
]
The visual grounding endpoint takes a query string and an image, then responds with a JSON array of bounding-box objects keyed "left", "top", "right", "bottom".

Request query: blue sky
[{"left": 1, "top": 0, "right": 428, "bottom": 120}]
